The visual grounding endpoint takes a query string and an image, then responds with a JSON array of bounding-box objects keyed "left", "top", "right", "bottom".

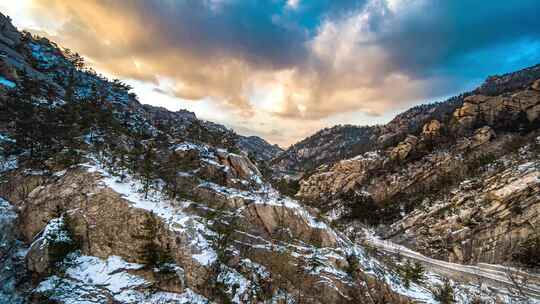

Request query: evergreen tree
[{"left": 141, "top": 144, "right": 157, "bottom": 199}]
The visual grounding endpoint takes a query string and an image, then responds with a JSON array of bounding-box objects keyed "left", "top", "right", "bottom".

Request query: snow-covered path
[{"left": 367, "top": 235, "right": 540, "bottom": 300}]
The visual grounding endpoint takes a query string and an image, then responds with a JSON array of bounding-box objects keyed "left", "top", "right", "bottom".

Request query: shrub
[
  {"left": 512, "top": 235, "right": 540, "bottom": 268},
  {"left": 468, "top": 153, "right": 497, "bottom": 172},
  {"left": 398, "top": 260, "right": 425, "bottom": 289},
  {"left": 54, "top": 148, "right": 82, "bottom": 168},
  {"left": 47, "top": 216, "right": 80, "bottom": 266},
  {"left": 340, "top": 190, "right": 381, "bottom": 225},
  {"left": 431, "top": 278, "right": 455, "bottom": 304},
  {"left": 271, "top": 178, "right": 300, "bottom": 198},
  {"left": 346, "top": 254, "right": 360, "bottom": 279},
  {"left": 136, "top": 213, "right": 176, "bottom": 269}
]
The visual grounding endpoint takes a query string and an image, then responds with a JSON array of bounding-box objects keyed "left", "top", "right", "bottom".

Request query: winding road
[{"left": 366, "top": 235, "right": 540, "bottom": 301}]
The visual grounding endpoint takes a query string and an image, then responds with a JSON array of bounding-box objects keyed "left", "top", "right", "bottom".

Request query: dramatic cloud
[{"left": 10, "top": 0, "right": 540, "bottom": 145}]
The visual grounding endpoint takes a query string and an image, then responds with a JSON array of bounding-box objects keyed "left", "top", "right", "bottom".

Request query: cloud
[{"left": 21, "top": 0, "right": 540, "bottom": 144}]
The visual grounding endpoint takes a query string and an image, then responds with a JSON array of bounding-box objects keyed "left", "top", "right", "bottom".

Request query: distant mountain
[
  {"left": 271, "top": 124, "right": 380, "bottom": 173},
  {"left": 280, "top": 63, "right": 540, "bottom": 176},
  {"left": 237, "top": 135, "right": 283, "bottom": 161},
  {"left": 275, "top": 66, "right": 540, "bottom": 174}
]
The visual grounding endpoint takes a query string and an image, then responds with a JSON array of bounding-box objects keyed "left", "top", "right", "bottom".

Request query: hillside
[{"left": 293, "top": 59, "right": 540, "bottom": 277}]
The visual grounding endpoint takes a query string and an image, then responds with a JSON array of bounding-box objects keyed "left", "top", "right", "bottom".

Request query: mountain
[
  {"left": 237, "top": 135, "right": 283, "bottom": 162},
  {"left": 293, "top": 62, "right": 540, "bottom": 275},
  {"left": 271, "top": 124, "right": 380, "bottom": 174},
  {"left": 272, "top": 97, "right": 463, "bottom": 176},
  {"left": 1, "top": 12, "right": 540, "bottom": 304},
  {"left": 280, "top": 63, "right": 540, "bottom": 177}
]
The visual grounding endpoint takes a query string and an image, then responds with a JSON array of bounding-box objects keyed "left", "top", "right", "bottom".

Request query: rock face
[
  {"left": 453, "top": 88, "right": 540, "bottom": 129},
  {"left": 0, "top": 164, "right": 349, "bottom": 302},
  {"left": 297, "top": 151, "right": 384, "bottom": 201},
  {"left": 385, "top": 154, "right": 540, "bottom": 265},
  {"left": 471, "top": 126, "right": 496, "bottom": 148}
]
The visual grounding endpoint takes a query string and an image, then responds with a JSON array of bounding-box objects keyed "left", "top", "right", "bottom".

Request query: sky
[{"left": 2, "top": 1, "right": 540, "bottom": 147}]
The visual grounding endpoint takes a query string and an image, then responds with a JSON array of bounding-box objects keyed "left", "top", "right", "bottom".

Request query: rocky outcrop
[
  {"left": 389, "top": 135, "right": 419, "bottom": 161},
  {"left": 422, "top": 119, "right": 442, "bottom": 138},
  {"left": 1, "top": 164, "right": 351, "bottom": 302},
  {"left": 471, "top": 126, "right": 496, "bottom": 147},
  {"left": 216, "top": 150, "right": 261, "bottom": 180},
  {"left": 385, "top": 154, "right": 540, "bottom": 265},
  {"left": 172, "top": 142, "right": 263, "bottom": 190},
  {"left": 532, "top": 79, "right": 540, "bottom": 91},
  {"left": 297, "top": 151, "right": 385, "bottom": 202},
  {"left": 476, "top": 63, "right": 540, "bottom": 96},
  {"left": 453, "top": 83, "right": 540, "bottom": 129}
]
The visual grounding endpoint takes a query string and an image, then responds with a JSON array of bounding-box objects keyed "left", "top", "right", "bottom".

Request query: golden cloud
[{"left": 28, "top": 0, "right": 440, "bottom": 121}]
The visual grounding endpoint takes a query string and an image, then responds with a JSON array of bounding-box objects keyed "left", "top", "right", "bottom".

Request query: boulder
[
  {"left": 532, "top": 79, "right": 540, "bottom": 91},
  {"left": 470, "top": 126, "right": 496, "bottom": 148},
  {"left": 389, "top": 135, "right": 419, "bottom": 161},
  {"left": 422, "top": 120, "right": 441, "bottom": 138}
]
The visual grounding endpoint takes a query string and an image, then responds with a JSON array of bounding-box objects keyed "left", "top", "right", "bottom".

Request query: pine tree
[
  {"left": 136, "top": 212, "right": 174, "bottom": 268},
  {"left": 141, "top": 144, "right": 156, "bottom": 199}
]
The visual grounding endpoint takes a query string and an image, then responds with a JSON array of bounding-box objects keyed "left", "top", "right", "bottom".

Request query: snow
[
  {"left": 217, "top": 265, "right": 250, "bottom": 303},
  {"left": 0, "top": 155, "right": 17, "bottom": 173},
  {"left": 363, "top": 229, "right": 540, "bottom": 303},
  {"left": 65, "top": 255, "right": 147, "bottom": 294},
  {"left": 174, "top": 141, "right": 209, "bottom": 154},
  {"left": 30, "top": 217, "right": 72, "bottom": 250},
  {"left": 36, "top": 253, "right": 212, "bottom": 304},
  {"left": 0, "top": 76, "right": 16, "bottom": 88},
  {"left": 0, "top": 133, "right": 15, "bottom": 143},
  {"left": 0, "top": 198, "right": 17, "bottom": 248},
  {"left": 0, "top": 133, "right": 17, "bottom": 172},
  {"left": 84, "top": 161, "right": 218, "bottom": 266},
  {"left": 347, "top": 150, "right": 382, "bottom": 162},
  {"left": 239, "top": 258, "right": 270, "bottom": 280},
  {"left": 148, "top": 289, "right": 212, "bottom": 304}
]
